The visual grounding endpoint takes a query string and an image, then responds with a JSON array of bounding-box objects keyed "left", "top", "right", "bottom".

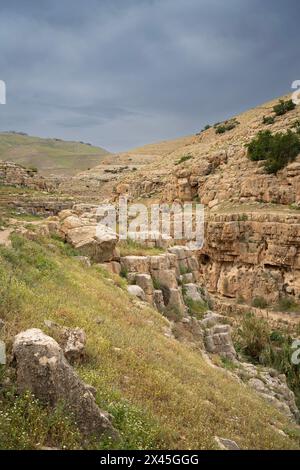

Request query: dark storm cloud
[{"left": 0, "top": 0, "right": 299, "bottom": 151}]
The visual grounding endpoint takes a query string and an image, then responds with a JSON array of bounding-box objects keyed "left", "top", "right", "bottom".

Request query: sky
[{"left": 0, "top": 0, "right": 299, "bottom": 152}]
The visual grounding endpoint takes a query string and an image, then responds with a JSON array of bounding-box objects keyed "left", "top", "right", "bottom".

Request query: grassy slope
[
  {"left": 0, "top": 234, "right": 299, "bottom": 450},
  {"left": 0, "top": 133, "right": 110, "bottom": 176}
]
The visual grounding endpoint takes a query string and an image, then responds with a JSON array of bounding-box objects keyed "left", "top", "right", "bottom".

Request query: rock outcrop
[
  {"left": 198, "top": 211, "right": 300, "bottom": 305},
  {"left": 0, "top": 161, "right": 58, "bottom": 192},
  {"left": 12, "top": 329, "right": 117, "bottom": 438},
  {"left": 120, "top": 247, "right": 203, "bottom": 317},
  {"left": 44, "top": 320, "right": 86, "bottom": 363},
  {"left": 57, "top": 209, "right": 118, "bottom": 263},
  {"left": 200, "top": 312, "right": 237, "bottom": 361}
]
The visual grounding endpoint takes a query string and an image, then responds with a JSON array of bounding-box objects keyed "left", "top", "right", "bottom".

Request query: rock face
[
  {"left": 237, "top": 363, "right": 300, "bottom": 423},
  {"left": 200, "top": 312, "right": 237, "bottom": 361},
  {"left": 12, "top": 329, "right": 117, "bottom": 438},
  {"left": 198, "top": 211, "right": 300, "bottom": 305},
  {"left": 120, "top": 247, "right": 202, "bottom": 317}
]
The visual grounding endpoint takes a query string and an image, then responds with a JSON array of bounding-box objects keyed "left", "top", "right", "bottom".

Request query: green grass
[
  {"left": 184, "top": 297, "right": 208, "bottom": 319},
  {"left": 119, "top": 239, "right": 164, "bottom": 257},
  {"left": 0, "top": 132, "right": 110, "bottom": 176},
  {"left": 277, "top": 297, "right": 300, "bottom": 313},
  {"left": 233, "top": 313, "right": 300, "bottom": 409},
  {"left": 0, "top": 389, "right": 81, "bottom": 450},
  {"left": 0, "top": 235, "right": 299, "bottom": 449}
]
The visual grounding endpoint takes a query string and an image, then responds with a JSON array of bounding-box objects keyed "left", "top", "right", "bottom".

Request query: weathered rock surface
[
  {"left": 236, "top": 363, "right": 300, "bottom": 422},
  {"left": 127, "top": 284, "right": 146, "bottom": 301},
  {"left": 120, "top": 247, "right": 201, "bottom": 316},
  {"left": 57, "top": 210, "right": 118, "bottom": 263},
  {"left": 44, "top": 320, "right": 86, "bottom": 363},
  {"left": 214, "top": 436, "right": 240, "bottom": 450},
  {"left": 200, "top": 312, "right": 237, "bottom": 361},
  {"left": 12, "top": 329, "right": 117, "bottom": 438},
  {"left": 195, "top": 211, "right": 300, "bottom": 306}
]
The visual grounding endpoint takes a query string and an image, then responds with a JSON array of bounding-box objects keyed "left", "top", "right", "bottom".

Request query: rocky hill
[{"left": 106, "top": 94, "right": 300, "bottom": 318}]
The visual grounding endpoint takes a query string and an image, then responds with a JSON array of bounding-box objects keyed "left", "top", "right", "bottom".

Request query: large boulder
[
  {"left": 60, "top": 217, "right": 117, "bottom": 263},
  {"left": 127, "top": 285, "right": 146, "bottom": 301},
  {"left": 12, "top": 329, "right": 117, "bottom": 439}
]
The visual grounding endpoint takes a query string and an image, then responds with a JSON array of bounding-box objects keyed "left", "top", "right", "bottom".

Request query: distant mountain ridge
[{"left": 0, "top": 132, "right": 111, "bottom": 176}]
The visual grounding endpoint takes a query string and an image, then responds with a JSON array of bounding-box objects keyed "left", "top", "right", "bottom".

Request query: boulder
[
  {"left": 120, "top": 256, "right": 149, "bottom": 274},
  {"left": 12, "top": 329, "right": 117, "bottom": 439},
  {"left": 65, "top": 224, "right": 117, "bottom": 263},
  {"left": 215, "top": 436, "right": 240, "bottom": 450},
  {"left": 154, "top": 290, "right": 165, "bottom": 312},
  {"left": 127, "top": 285, "right": 146, "bottom": 301},
  {"left": 184, "top": 283, "right": 204, "bottom": 302}
]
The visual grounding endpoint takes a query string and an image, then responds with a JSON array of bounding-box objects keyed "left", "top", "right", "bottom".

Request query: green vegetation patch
[{"left": 247, "top": 130, "right": 300, "bottom": 174}]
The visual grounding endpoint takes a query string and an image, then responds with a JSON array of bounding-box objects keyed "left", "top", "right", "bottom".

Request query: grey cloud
[{"left": 0, "top": 0, "right": 299, "bottom": 151}]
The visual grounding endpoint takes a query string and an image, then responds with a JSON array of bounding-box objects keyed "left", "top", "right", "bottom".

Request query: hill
[
  {"left": 1, "top": 94, "right": 300, "bottom": 450},
  {"left": 0, "top": 132, "right": 111, "bottom": 176},
  {"left": 0, "top": 233, "right": 299, "bottom": 449}
]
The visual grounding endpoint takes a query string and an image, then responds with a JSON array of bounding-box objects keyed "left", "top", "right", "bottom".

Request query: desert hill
[{"left": 0, "top": 132, "right": 111, "bottom": 176}]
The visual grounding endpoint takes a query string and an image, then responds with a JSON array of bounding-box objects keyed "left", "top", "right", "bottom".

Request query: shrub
[
  {"left": 234, "top": 314, "right": 300, "bottom": 408},
  {"left": 273, "top": 99, "right": 296, "bottom": 116},
  {"left": 234, "top": 313, "right": 271, "bottom": 361},
  {"left": 204, "top": 124, "right": 211, "bottom": 131},
  {"left": 247, "top": 130, "right": 300, "bottom": 174},
  {"left": 252, "top": 296, "right": 268, "bottom": 309},
  {"left": 215, "top": 118, "right": 239, "bottom": 135},
  {"left": 262, "top": 115, "right": 275, "bottom": 125},
  {"left": 120, "top": 267, "right": 128, "bottom": 279},
  {"left": 184, "top": 297, "right": 208, "bottom": 319},
  {"left": 291, "top": 120, "right": 300, "bottom": 134},
  {"left": 278, "top": 297, "right": 300, "bottom": 313},
  {"left": 175, "top": 154, "right": 193, "bottom": 165}
]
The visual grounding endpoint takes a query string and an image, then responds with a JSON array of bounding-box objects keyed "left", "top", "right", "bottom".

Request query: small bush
[
  {"left": 120, "top": 267, "right": 128, "bottom": 279},
  {"left": 204, "top": 124, "right": 211, "bottom": 131},
  {"left": 215, "top": 118, "right": 239, "bottom": 135},
  {"left": 278, "top": 297, "right": 300, "bottom": 313},
  {"left": 247, "top": 130, "right": 300, "bottom": 174},
  {"left": 291, "top": 120, "right": 300, "bottom": 134},
  {"left": 175, "top": 154, "right": 193, "bottom": 165},
  {"left": 262, "top": 115, "right": 275, "bottom": 125},
  {"left": 273, "top": 99, "right": 296, "bottom": 116},
  {"left": 234, "top": 313, "right": 271, "bottom": 361},
  {"left": 252, "top": 296, "right": 268, "bottom": 309}
]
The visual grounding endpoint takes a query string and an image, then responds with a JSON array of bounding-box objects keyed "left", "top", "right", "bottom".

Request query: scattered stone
[
  {"left": 127, "top": 285, "right": 146, "bottom": 301},
  {"left": 44, "top": 320, "right": 86, "bottom": 363},
  {"left": 184, "top": 283, "right": 204, "bottom": 302},
  {"left": 214, "top": 436, "right": 240, "bottom": 450}
]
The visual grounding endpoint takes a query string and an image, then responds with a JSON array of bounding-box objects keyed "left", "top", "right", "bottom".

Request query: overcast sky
[{"left": 0, "top": 0, "right": 299, "bottom": 152}]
